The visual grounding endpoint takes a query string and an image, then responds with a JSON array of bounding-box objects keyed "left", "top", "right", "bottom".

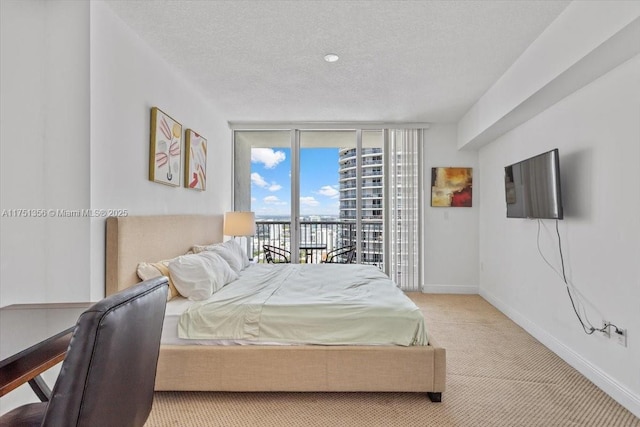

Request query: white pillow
[
  {"left": 168, "top": 252, "right": 238, "bottom": 300},
  {"left": 206, "top": 251, "right": 239, "bottom": 287},
  {"left": 136, "top": 259, "right": 180, "bottom": 301},
  {"left": 221, "top": 239, "right": 251, "bottom": 269},
  {"left": 190, "top": 243, "right": 215, "bottom": 254},
  {"left": 192, "top": 239, "right": 249, "bottom": 273}
]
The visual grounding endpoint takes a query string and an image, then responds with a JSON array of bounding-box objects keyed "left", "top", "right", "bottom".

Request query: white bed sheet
[
  {"left": 175, "top": 263, "right": 428, "bottom": 346},
  {"left": 161, "top": 296, "right": 291, "bottom": 346}
]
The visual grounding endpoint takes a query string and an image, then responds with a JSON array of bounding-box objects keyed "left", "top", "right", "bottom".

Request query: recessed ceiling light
[{"left": 324, "top": 53, "right": 339, "bottom": 63}]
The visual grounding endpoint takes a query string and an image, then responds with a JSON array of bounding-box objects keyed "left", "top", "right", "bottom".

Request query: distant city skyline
[{"left": 251, "top": 147, "right": 341, "bottom": 216}]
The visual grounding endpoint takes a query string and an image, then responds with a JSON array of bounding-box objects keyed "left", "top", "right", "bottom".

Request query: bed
[{"left": 105, "top": 214, "right": 446, "bottom": 401}]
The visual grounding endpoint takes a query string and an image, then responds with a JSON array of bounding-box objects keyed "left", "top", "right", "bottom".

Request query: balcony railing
[{"left": 252, "top": 220, "right": 384, "bottom": 269}]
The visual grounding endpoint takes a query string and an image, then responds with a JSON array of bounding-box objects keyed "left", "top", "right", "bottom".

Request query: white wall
[
  {"left": 89, "top": 1, "right": 232, "bottom": 300},
  {"left": 0, "top": 0, "right": 232, "bottom": 305},
  {"left": 0, "top": 0, "right": 91, "bottom": 306},
  {"left": 458, "top": 1, "right": 640, "bottom": 149},
  {"left": 0, "top": 0, "right": 91, "bottom": 415},
  {"left": 423, "top": 124, "right": 479, "bottom": 293},
  {"left": 478, "top": 55, "right": 640, "bottom": 415},
  {"left": 0, "top": 0, "right": 232, "bottom": 415}
]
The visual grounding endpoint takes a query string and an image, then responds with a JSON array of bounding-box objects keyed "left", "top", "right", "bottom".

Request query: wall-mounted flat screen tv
[{"left": 504, "top": 149, "right": 563, "bottom": 219}]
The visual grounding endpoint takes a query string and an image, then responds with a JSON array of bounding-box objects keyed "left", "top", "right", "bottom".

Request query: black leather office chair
[{"left": 0, "top": 277, "right": 169, "bottom": 427}]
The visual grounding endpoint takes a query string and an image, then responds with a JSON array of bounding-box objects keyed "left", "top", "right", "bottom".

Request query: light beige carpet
[{"left": 146, "top": 294, "right": 639, "bottom": 426}]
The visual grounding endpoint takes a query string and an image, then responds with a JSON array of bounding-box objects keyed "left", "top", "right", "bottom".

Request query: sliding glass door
[
  {"left": 233, "top": 130, "right": 291, "bottom": 261},
  {"left": 299, "top": 131, "right": 356, "bottom": 264},
  {"left": 233, "top": 126, "right": 421, "bottom": 290},
  {"left": 234, "top": 128, "right": 384, "bottom": 266}
]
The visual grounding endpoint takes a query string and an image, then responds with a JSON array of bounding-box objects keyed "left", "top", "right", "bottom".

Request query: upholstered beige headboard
[{"left": 105, "top": 215, "right": 223, "bottom": 296}]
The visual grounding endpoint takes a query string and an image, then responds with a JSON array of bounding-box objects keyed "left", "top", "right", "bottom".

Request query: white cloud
[
  {"left": 251, "top": 148, "right": 286, "bottom": 169},
  {"left": 251, "top": 172, "right": 268, "bottom": 187},
  {"left": 318, "top": 185, "right": 339, "bottom": 198},
  {"left": 253, "top": 173, "right": 282, "bottom": 191},
  {"left": 264, "top": 195, "right": 287, "bottom": 205},
  {"left": 300, "top": 196, "right": 319, "bottom": 207}
]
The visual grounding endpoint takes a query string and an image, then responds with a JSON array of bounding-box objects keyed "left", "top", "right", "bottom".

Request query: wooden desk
[{"left": 0, "top": 303, "right": 92, "bottom": 400}]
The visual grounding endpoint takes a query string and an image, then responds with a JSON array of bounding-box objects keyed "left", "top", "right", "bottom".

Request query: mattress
[{"left": 175, "top": 263, "right": 428, "bottom": 346}]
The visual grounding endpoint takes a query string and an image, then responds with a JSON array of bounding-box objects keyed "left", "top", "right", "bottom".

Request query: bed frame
[{"left": 105, "top": 215, "right": 446, "bottom": 401}]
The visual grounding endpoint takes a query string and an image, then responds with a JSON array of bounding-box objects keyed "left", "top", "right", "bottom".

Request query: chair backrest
[
  {"left": 42, "top": 277, "right": 168, "bottom": 427},
  {"left": 346, "top": 247, "right": 356, "bottom": 263},
  {"left": 263, "top": 245, "right": 291, "bottom": 263},
  {"left": 324, "top": 245, "right": 356, "bottom": 263}
]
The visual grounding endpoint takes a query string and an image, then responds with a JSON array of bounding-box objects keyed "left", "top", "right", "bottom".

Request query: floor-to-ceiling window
[
  {"left": 233, "top": 130, "right": 291, "bottom": 261},
  {"left": 337, "top": 131, "right": 384, "bottom": 267},
  {"left": 299, "top": 130, "right": 357, "bottom": 264},
  {"left": 232, "top": 124, "right": 424, "bottom": 290}
]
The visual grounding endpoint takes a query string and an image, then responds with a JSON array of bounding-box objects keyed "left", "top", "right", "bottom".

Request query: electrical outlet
[
  {"left": 602, "top": 320, "right": 610, "bottom": 338},
  {"left": 615, "top": 328, "right": 627, "bottom": 347}
]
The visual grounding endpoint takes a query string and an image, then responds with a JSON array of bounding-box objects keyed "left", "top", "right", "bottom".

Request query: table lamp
[
  {"left": 224, "top": 211, "right": 256, "bottom": 260},
  {"left": 223, "top": 211, "right": 256, "bottom": 237}
]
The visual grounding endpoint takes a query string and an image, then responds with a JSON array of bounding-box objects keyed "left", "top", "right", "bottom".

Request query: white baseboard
[
  {"left": 422, "top": 284, "right": 478, "bottom": 294},
  {"left": 480, "top": 288, "right": 640, "bottom": 419}
]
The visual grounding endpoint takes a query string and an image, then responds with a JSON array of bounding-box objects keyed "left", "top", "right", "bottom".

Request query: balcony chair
[
  {"left": 263, "top": 244, "right": 291, "bottom": 263},
  {"left": 322, "top": 245, "right": 356, "bottom": 264},
  {"left": 0, "top": 277, "right": 169, "bottom": 427}
]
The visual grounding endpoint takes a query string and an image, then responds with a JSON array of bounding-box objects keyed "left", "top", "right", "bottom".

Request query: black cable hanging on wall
[{"left": 536, "top": 219, "right": 621, "bottom": 336}]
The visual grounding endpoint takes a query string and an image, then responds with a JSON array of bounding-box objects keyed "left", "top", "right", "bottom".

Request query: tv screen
[{"left": 504, "top": 149, "right": 563, "bottom": 219}]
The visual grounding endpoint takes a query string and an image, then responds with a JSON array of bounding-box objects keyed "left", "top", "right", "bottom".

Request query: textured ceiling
[{"left": 104, "top": 0, "right": 570, "bottom": 123}]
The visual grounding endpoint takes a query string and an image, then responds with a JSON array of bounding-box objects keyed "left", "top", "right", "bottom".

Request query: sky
[{"left": 251, "top": 147, "right": 341, "bottom": 217}]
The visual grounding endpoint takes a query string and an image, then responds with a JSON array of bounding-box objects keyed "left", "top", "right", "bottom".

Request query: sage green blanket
[{"left": 178, "top": 264, "right": 427, "bottom": 346}]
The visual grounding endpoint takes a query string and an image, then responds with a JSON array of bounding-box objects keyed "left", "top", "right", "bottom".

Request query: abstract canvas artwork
[
  {"left": 184, "top": 129, "right": 207, "bottom": 190},
  {"left": 149, "top": 107, "right": 182, "bottom": 187},
  {"left": 431, "top": 167, "right": 473, "bottom": 207}
]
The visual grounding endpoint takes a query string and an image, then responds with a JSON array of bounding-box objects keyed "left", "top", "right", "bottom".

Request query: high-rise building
[{"left": 338, "top": 148, "right": 384, "bottom": 266}]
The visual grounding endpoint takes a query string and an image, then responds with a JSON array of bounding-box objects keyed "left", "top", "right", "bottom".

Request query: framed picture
[
  {"left": 149, "top": 107, "right": 182, "bottom": 186},
  {"left": 184, "top": 129, "right": 207, "bottom": 190},
  {"left": 431, "top": 167, "right": 473, "bottom": 207}
]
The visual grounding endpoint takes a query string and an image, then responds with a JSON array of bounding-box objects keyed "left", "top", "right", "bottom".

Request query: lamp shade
[{"left": 223, "top": 211, "right": 256, "bottom": 236}]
